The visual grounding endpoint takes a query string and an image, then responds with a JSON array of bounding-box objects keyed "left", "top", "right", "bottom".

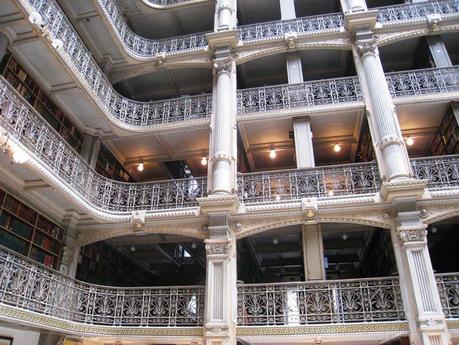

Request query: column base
[
  {"left": 198, "top": 194, "right": 240, "bottom": 215},
  {"left": 379, "top": 179, "right": 427, "bottom": 203}
]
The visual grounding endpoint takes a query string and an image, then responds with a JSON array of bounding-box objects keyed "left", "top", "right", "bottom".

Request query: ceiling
[
  {"left": 237, "top": 223, "right": 387, "bottom": 283},
  {"left": 106, "top": 233, "right": 206, "bottom": 285}
]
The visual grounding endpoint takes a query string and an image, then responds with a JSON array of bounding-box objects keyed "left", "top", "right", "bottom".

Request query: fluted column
[
  {"left": 0, "top": 33, "right": 8, "bottom": 62},
  {"left": 390, "top": 200, "right": 450, "bottom": 345},
  {"left": 209, "top": 55, "right": 237, "bottom": 196},
  {"left": 215, "top": 0, "right": 237, "bottom": 31},
  {"left": 204, "top": 214, "right": 237, "bottom": 345},
  {"left": 354, "top": 35, "right": 412, "bottom": 181},
  {"left": 81, "top": 134, "right": 100, "bottom": 169}
]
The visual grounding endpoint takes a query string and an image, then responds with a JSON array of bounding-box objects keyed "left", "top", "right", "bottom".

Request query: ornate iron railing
[
  {"left": 378, "top": 0, "right": 459, "bottom": 23},
  {"left": 238, "top": 12, "right": 344, "bottom": 42},
  {"left": 0, "top": 246, "right": 204, "bottom": 326},
  {"left": 387, "top": 66, "right": 459, "bottom": 98},
  {"left": 0, "top": 77, "right": 207, "bottom": 214},
  {"left": 237, "top": 76, "right": 362, "bottom": 115},
  {"left": 237, "top": 277, "right": 405, "bottom": 326},
  {"left": 412, "top": 155, "right": 459, "bottom": 190},
  {"left": 237, "top": 66, "right": 459, "bottom": 116},
  {"left": 437, "top": 273, "right": 459, "bottom": 319},
  {"left": 26, "top": 0, "right": 212, "bottom": 127},
  {"left": 237, "top": 162, "right": 381, "bottom": 204},
  {"left": 97, "top": 0, "right": 209, "bottom": 57}
]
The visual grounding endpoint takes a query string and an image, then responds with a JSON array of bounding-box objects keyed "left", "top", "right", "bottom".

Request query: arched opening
[{"left": 76, "top": 234, "right": 206, "bottom": 286}]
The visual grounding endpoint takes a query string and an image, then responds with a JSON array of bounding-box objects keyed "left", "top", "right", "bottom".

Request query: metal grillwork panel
[
  {"left": 27, "top": 0, "right": 212, "bottom": 126},
  {"left": 238, "top": 13, "right": 344, "bottom": 41},
  {"left": 237, "top": 76, "right": 362, "bottom": 115},
  {"left": 0, "top": 78, "right": 207, "bottom": 213},
  {"left": 237, "top": 162, "right": 381, "bottom": 204},
  {"left": 378, "top": 0, "right": 459, "bottom": 22},
  {"left": 411, "top": 155, "right": 459, "bottom": 190},
  {"left": 0, "top": 246, "right": 204, "bottom": 326},
  {"left": 437, "top": 273, "right": 459, "bottom": 318},
  {"left": 237, "top": 278, "right": 405, "bottom": 326},
  {"left": 97, "top": 0, "right": 209, "bottom": 56}
]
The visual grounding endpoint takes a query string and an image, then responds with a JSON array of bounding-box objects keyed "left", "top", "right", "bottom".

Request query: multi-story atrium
[{"left": 0, "top": 0, "right": 457, "bottom": 344}]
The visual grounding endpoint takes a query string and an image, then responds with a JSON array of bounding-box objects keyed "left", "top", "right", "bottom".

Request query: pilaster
[
  {"left": 391, "top": 198, "right": 450, "bottom": 345},
  {"left": 204, "top": 213, "right": 237, "bottom": 345},
  {"left": 302, "top": 224, "right": 325, "bottom": 281}
]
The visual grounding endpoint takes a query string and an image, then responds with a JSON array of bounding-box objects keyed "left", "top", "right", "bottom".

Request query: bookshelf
[
  {"left": 429, "top": 109, "right": 459, "bottom": 156},
  {"left": 77, "top": 241, "right": 154, "bottom": 286},
  {"left": 96, "top": 144, "right": 133, "bottom": 182},
  {"left": 355, "top": 117, "right": 375, "bottom": 163},
  {"left": 0, "top": 53, "right": 84, "bottom": 153},
  {"left": 0, "top": 186, "right": 64, "bottom": 269}
]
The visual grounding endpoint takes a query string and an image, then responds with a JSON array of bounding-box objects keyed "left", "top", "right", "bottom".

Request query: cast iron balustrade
[
  {"left": 437, "top": 273, "right": 459, "bottom": 319},
  {"left": 0, "top": 246, "right": 204, "bottom": 326},
  {"left": 378, "top": 0, "right": 459, "bottom": 23},
  {"left": 97, "top": 0, "right": 209, "bottom": 57},
  {"left": 237, "top": 278, "right": 405, "bottom": 326},
  {"left": 1, "top": 76, "right": 459, "bottom": 214},
  {"left": 237, "top": 76, "right": 362, "bottom": 115},
  {"left": 237, "top": 162, "right": 381, "bottom": 204},
  {"left": 0, "top": 77, "right": 207, "bottom": 214},
  {"left": 238, "top": 12, "right": 344, "bottom": 42},
  {"left": 237, "top": 66, "right": 459, "bottom": 116},
  {"left": 21, "top": 0, "right": 459, "bottom": 127},
  {"left": 27, "top": 0, "right": 213, "bottom": 127},
  {"left": 412, "top": 155, "right": 459, "bottom": 190}
]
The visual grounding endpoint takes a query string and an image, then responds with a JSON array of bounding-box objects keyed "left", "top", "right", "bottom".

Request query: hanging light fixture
[
  {"left": 333, "top": 143, "right": 341, "bottom": 152},
  {"left": 201, "top": 156, "right": 208, "bottom": 166},
  {"left": 269, "top": 147, "right": 277, "bottom": 159},
  {"left": 137, "top": 162, "right": 144, "bottom": 172},
  {"left": 406, "top": 136, "right": 414, "bottom": 146},
  {"left": 342, "top": 233, "right": 348, "bottom": 241}
]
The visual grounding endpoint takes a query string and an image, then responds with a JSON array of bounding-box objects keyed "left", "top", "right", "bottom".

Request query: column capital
[
  {"left": 213, "top": 57, "right": 234, "bottom": 74},
  {"left": 205, "top": 238, "right": 232, "bottom": 256},
  {"left": 398, "top": 227, "right": 427, "bottom": 244},
  {"left": 356, "top": 36, "right": 377, "bottom": 58}
]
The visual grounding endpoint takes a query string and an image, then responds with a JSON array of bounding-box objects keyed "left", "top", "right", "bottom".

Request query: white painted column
[
  {"left": 214, "top": 0, "right": 237, "bottom": 31},
  {"left": 0, "top": 33, "right": 8, "bottom": 62},
  {"left": 341, "top": 0, "right": 367, "bottom": 13},
  {"left": 279, "top": 0, "right": 296, "bottom": 20},
  {"left": 452, "top": 103, "right": 459, "bottom": 127},
  {"left": 209, "top": 55, "right": 237, "bottom": 195},
  {"left": 355, "top": 36, "right": 412, "bottom": 181},
  {"left": 204, "top": 214, "right": 237, "bottom": 345},
  {"left": 302, "top": 224, "right": 325, "bottom": 281},
  {"left": 81, "top": 134, "right": 100, "bottom": 169},
  {"left": 426, "top": 36, "right": 452, "bottom": 68},
  {"left": 391, "top": 200, "right": 450, "bottom": 345}
]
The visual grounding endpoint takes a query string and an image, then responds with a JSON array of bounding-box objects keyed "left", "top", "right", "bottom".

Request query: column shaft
[
  {"left": 391, "top": 202, "right": 450, "bottom": 345},
  {"left": 302, "top": 224, "right": 325, "bottom": 280},
  {"left": 204, "top": 214, "right": 237, "bottom": 345},
  {"left": 215, "top": 0, "right": 237, "bottom": 31},
  {"left": 356, "top": 39, "right": 412, "bottom": 181},
  {"left": 0, "top": 33, "right": 8, "bottom": 62},
  {"left": 426, "top": 36, "right": 452, "bottom": 68},
  {"left": 341, "top": 0, "right": 367, "bottom": 13},
  {"left": 81, "top": 134, "right": 100, "bottom": 169},
  {"left": 210, "top": 57, "right": 237, "bottom": 195}
]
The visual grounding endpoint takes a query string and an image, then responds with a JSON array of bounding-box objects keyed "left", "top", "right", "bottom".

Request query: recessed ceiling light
[{"left": 333, "top": 144, "right": 341, "bottom": 152}]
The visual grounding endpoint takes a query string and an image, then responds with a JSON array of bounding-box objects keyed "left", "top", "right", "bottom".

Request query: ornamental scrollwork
[
  {"left": 356, "top": 38, "right": 377, "bottom": 57},
  {"left": 214, "top": 58, "right": 233, "bottom": 74},
  {"left": 205, "top": 240, "right": 231, "bottom": 255},
  {"left": 398, "top": 228, "right": 427, "bottom": 244}
]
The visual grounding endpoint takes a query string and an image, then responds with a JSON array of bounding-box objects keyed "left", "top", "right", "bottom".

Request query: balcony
[
  {"left": 1, "top": 75, "right": 459, "bottom": 217},
  {"left": 0, "top": 245, "right": 457, "bottom": 337},
  {"left": 237, "top": 66, "right": 459, "bottom": 120}
]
